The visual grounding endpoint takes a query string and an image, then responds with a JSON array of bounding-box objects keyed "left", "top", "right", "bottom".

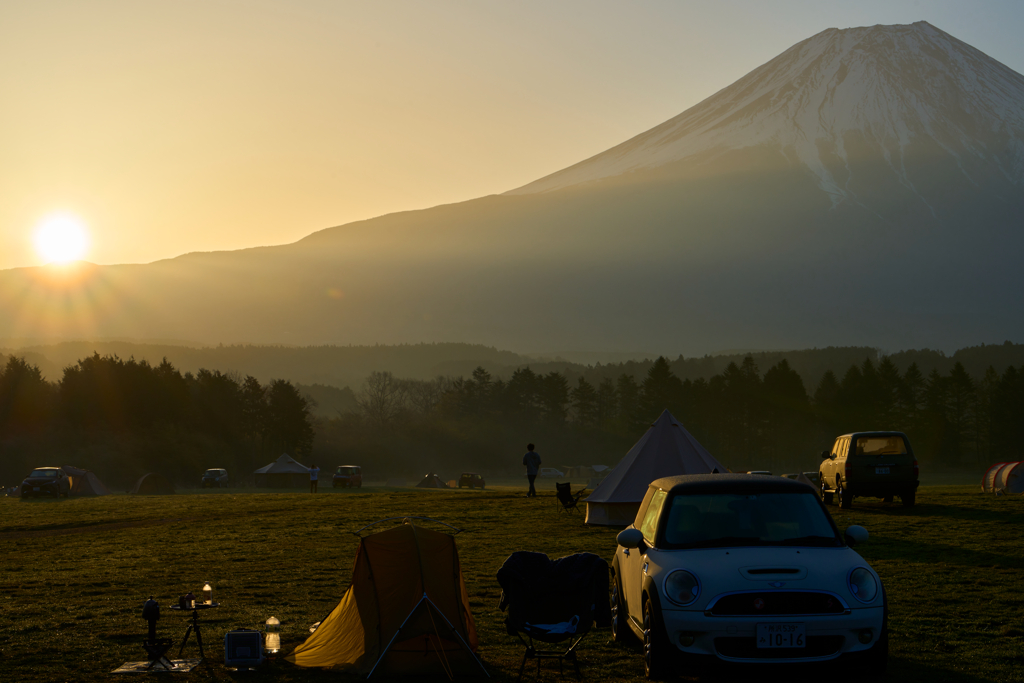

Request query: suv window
[
  {"left": 639, "top": 489, "right": 667, "bottom": 544},
  {"left": 855, "top": 436, "right": 907, "bottom": 456}
]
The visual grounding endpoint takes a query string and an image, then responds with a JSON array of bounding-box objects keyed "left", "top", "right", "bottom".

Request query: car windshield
[
  {"left": 204, "top": 470, "right": 223, "bottom": 476},
  {"left": 661, "top": 492, "right": 841, "bottom": 549},
  {"left": 337, "top": 467, "right": 356, "bottom": 475},
  {"left": 855, "top": 436, "right": 907, "bottom": 456},
  {"left": 30, "top": 469, "right": 58, "bottom": 478}
]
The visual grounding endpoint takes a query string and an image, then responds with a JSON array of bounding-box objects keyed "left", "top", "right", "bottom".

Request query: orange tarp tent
[{"left": 286, "top": 521, "right": 485, "bottom": 677}]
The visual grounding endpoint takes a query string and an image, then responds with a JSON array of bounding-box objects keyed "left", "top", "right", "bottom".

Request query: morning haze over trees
[{"left": 3, "top": 341, "right": 1024, "bottom": 488}]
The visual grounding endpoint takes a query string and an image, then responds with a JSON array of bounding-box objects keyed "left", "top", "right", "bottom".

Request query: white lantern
[{"left": 265, "top": 616, "right": 281, "bottom": 654}]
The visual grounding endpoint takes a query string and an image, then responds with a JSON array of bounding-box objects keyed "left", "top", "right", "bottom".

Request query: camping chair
[
  {"left": 554, "top": 482, "right": 586, "bottom": 514},
  {"left": 497, "top": 551, "right": 610, "bottom": 681}
]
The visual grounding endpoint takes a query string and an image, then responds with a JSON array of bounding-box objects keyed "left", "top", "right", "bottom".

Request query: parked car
[
  {"left": 611, "top": 474, "right": 886, "bottom": 677},
  {"left": 458, "top": 472, "right": 486, "bottom": 489},
  {"left": 818, "top": 432, "right": 919, "bottom": 509},
  {"left": 538, "top": 468, "right": 564, "bottom": 478},
  {"left": 21, "top": 467, "right": 71, "bottom": 499},
  {"left": 332, "top": 465, "right": 362, "bottom": 488},
  {"left": 746, "top": 471, "right": 773, "bottom": 476},
  {"left": 201, "top": 468, "right": 230, "bottom": 488}
]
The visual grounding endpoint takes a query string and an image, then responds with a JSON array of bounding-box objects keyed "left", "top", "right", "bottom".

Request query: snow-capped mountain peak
[{"left": 509, "top": 22, "right": 1024, "bottom": 205}]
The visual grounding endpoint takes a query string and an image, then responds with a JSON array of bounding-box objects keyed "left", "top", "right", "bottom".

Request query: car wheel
[
  {"left": 610, "top": 567, "right": 629, "bottom": 643},
  {"left": 901, "top": 490, "right": 916, "bottom": 507},
  {"left": 837, "top": 479, "right": 853, "bottom": 509},
  {"left": 643, "top": 594, "right": 670, "bottom": 680},
  {"left": 820, "top": 477, "right": 833, "bottom": 505}
]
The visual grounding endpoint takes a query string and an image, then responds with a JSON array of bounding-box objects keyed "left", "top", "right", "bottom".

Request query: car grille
[
  {"left": 714, "top": 635, "right": 844, "bottom": 659},
  {"left": 707, "top": 592, "right": 848, "bottom": 616}
]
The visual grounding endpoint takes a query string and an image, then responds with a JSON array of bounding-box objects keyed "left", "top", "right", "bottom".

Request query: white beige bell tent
[
  {"left": 983, "top": 461, "right": 1024, "bottom": 494},
  {"left": 254, "top": 454, "right": 310, "bottom": 488},
  {"left": 286, "top": 520, "right": 485, "bottom": 677},
  {"left": 585, "top": 409, "right": 726, "bottom": 526}
]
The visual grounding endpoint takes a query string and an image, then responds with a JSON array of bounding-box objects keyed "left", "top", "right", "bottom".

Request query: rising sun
[{"left": 34, "top": 214, "right": 89, "bottom": 264}]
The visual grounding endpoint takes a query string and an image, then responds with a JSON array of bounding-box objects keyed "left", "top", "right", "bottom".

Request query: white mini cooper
[{"left": 611, "top": 474, "right": 886, "bottom": 678}]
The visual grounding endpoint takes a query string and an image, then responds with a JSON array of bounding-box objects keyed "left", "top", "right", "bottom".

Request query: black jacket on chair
[{"left": 497, "top": 551, "right": 611, "bottom": 640}]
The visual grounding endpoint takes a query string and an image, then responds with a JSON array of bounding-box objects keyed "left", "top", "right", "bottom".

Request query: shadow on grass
[
  {"left": 866, "top": 538, "right": 1023, "bottom": 568},
  {"left": 683, "top": 655, "right": 1000, "bottom": 683},
  {"left": 849, "top": 500, "right": 1024, "bottom": 525}
]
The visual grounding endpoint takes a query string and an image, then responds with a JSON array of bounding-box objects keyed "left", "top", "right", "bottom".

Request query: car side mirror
[
  {"left": 845, "top": 525, "right": 869, "bottom": 546},
  {"left": 617, "top": 528, "right": 645, "bottom": 550},
  {"left": 820, "top": 450, "right": 830, "bottom": 459}
]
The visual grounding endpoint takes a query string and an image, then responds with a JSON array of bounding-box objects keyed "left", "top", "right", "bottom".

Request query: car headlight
[
  {"left": 848, "top": 567, "right": 878, "bottom": 603},
  {"left": 664, "top": 570, "right": 701, "bottom": 606}
]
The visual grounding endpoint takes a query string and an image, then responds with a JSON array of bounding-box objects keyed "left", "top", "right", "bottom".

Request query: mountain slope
[
  {"left": 1, "top": 22, "right": 1022, "bottom": 354},
  {"left": 510, "top": 22, "right": 1024, "bottom": 208}
]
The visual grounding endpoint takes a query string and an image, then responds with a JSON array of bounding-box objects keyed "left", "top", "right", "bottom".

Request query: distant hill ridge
[{"left": 3, "top": 341, "right": 1023, "bottom": 397}]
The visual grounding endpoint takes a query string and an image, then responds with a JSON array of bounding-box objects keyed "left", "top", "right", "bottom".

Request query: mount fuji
[{"left": 2, "top": 22, "right": 1023, "bottom": 354}]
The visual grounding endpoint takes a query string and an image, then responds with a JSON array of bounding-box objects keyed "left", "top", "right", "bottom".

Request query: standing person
[
  {"left": 523, "top": 444, "right": 541, "bottom": 497},
  {"left": 309, "top": 463, "right": 320, "bottom": 493}
]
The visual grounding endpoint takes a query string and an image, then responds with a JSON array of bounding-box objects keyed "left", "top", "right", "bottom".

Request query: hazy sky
[{"left": 2, "top": 0, "right": 1022, "bottom": 270}]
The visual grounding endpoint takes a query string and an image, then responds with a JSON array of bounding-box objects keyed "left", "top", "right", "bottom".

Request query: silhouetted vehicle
[
  {"left": 21, "top": 467, "right": 71, "bottom": 499},
  {"left": 538, "top": 468, "right": 564, "bottom": 478},
  {"left": 819, "top": 432, "right": 919, "bottom": 509},
  {"left": 611, "top": 474, "right": 887, "bottom": 677},
  {"left": 201, "top": 468, "right": 229, "bottom": 488},
  {"left": 332, "top": 465, "right": 362, "bottom": 488},
  {"left": 745, "top": 471, "right": 773, "bottom": 476},
  {"left": 458, "top": 473, "right": 485, "bottom": 489}
]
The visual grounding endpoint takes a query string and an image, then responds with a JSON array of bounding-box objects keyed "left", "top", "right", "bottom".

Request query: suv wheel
[
  {"left": 901, "top": 490, "right": 916, "bottom": 507},
  {"left": 643, "top": 595, "right": 670, "bottom": 680},
  {"left": 820, "top": 477, "right": 833, "bottom": 505},
  {"left": 837, "top": 479, "right": 853, "bottom": 509}
]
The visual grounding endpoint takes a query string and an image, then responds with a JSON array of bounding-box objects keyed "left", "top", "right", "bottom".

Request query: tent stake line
[{"left": 366, "top": 593, "right": 489, "bottom": 679}]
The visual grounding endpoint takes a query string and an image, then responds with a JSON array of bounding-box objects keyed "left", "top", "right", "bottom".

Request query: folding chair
[
  {"left": 497, "top": 551, "right": 610, "bottom": 681},
  {"left": 554, "top": 482, "right": 586, "bottom": 514}
]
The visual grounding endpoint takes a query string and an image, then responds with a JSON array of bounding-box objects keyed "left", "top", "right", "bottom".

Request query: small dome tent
[
  {"left": 585, "top": 409, "right": 726, "bottom": 526},
  {"left": 130, "top": 472, "right": 176, "bottom": 495},
  {"left": 254, "top": 454, "right": 310, "bottom": 488},
  {"left": 416, "top": 473, "right": 448, "bottom": 489},
  {"left": 995, "top": 462, "right": 1024, "bottom": 493},
  {"left": 61, "top": 466, "right": 110, "bottom": 496},
  {"left": 286, "top": 521, "right": 484, "bottom": 676},
  {"left": 983, "top": 462, "right": 1012, "bottom": 492}
]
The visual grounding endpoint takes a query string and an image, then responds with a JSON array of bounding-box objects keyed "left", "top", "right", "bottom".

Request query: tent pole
[
  {"left": 366, "top": 594, "right": 489, "bottom": 680},
  {"left": 423, "top": 595, "right": 489, "bottom": 678},
  {"left": 366, "top": 595, "right": 427, "bottom": 679}
]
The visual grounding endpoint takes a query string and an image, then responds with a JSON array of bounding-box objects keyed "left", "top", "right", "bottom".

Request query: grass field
[{"left": 1, "top": 484, "right": 1021, "bottom": 682}]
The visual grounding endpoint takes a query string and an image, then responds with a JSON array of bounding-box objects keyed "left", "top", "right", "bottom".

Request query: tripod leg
[
  {"left": 194, "top": 618, "right": 205, "bottom": 659},
  {"left": 178, "top": 624, "right": 193, "bottom": 658}
]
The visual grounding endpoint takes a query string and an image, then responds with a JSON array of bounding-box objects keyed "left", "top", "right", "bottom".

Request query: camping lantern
[
  {"left": 265, "top": 617, "right": 281, "bottom": 654},
  {"left": 203, "top": 582, "right": 213, "bottom": 605}
]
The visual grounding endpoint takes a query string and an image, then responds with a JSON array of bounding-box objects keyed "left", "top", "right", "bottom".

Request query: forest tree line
[
  {"left": 3, "top": 349, "right": 1021, "bottom": 485},
  {"left": 0, "top": 354, "right": 314, "bottom": 487},
  {"left": 331, "top": 354, "right": 1024, "bottom": 475}
]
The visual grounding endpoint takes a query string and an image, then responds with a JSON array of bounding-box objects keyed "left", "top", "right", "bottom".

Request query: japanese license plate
[
  {"left": 875, "top": 467, "right": 890, "bottom": 474},
  {"left": 757, "top": 623, "right": 805, "bottom": 648},
  {"left": 33, "top": 487, "right": 40, "bottom": 491}
]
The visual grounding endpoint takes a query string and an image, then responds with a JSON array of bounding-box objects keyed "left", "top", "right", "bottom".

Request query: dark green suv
[{"left": 819, "top": 432, "right": 919, "bottom": 509}]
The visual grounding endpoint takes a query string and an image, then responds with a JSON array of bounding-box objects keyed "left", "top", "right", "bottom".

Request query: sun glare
[{"left": 34, "top": 214, "right": 89, "bottom": 264}]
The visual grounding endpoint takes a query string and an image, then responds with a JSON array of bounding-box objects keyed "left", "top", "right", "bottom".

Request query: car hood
[
  {"left": 23, "top": 477, "right": 58, "bottom": 484},
  {"left": 646, "top": 545, "right": 882, "bottom": 610}
]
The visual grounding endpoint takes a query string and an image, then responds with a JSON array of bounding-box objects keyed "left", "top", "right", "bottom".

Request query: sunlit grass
[{"left": 0, "top": 485, "right": 1021, "bottom": 682}]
